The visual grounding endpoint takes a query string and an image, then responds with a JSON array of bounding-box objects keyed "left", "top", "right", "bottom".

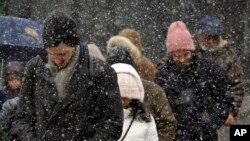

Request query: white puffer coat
[{"left": 118, "top": 109, "right": 158, "bottom": 141}]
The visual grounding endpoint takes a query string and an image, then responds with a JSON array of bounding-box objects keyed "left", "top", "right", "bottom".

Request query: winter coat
[
  {"left": 0, "top": 97, "right": 20, "bottom": 141},
  {"left": 156, "top": 55, "right": 234, "bottom": 141},
  {"left": 196, "top": 38, "right": 245, "bottom": 117},
  {"left": 107, "top": 35, "right": 156, "bottom": 81},
  {"left": 118, "top": 28, "right": 157, "bottom": 82},
  {"left": 118, "top": 109, "right": 158, "bottom": 141},
  {"left": 106, "top": 46, "right": 177, "bottom": 141},
  {"left": 12, "top": 43, "right": 123, "bottom": 141},
  {"left": 142, "top": 79, "right": 177, "bottom": 141},
  {"left": 0, "top": 90, "right": 6, "bottom": 110},
  {"left": 1, "top": 89, "right": 19, "bottom": 100}
]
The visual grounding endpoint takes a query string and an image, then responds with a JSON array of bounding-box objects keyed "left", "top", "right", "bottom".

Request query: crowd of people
[{"left": 0, "top": 10, "right": 246, "bottom": 141}]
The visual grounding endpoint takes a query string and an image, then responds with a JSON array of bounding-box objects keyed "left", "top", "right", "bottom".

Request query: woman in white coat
[{"left": 112, "top": 63, "right": 158, "bottom": 141}]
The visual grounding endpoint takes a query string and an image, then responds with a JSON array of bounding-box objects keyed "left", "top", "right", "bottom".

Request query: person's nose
[
  {"left": 179, "top": 57, "right": 185, "bottom": 63},
  {"left": 54, "top": 57, "right": 64, "bottom": 66},
  {"left": 207, "top": 38, "right": 214, "bottom": 44}
]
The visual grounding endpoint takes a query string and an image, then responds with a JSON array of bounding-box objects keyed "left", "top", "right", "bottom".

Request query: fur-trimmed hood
[
  {"left": 107, "top": 36, "right": 142, "bottom": 63},
  {"left": 107, "top": 36, "right": 156, "bottom": 82},
  {"left": 118, "top": 28, "right": 143, "bottom": 52}
]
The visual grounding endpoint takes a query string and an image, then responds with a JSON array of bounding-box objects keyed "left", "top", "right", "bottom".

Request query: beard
[
  {"left": 198, "top": 36, "right": 228, "bottom": 52},
  {"left": 198, "top": 41, "right": 219, "bottom": 52}
]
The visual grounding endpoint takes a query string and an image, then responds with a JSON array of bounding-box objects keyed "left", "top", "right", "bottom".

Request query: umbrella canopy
[{"left": 0, "top": 16, "right": 43, "bottom": 61}]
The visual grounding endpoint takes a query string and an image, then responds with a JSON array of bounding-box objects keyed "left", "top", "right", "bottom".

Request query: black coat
[
  {"left": 0, "top": 90, "right": 6, "bottom": 110},
  {"left": 156, "top": 55, "right": 234, "bottom": 141},
  {"left": 12, "top": 43, "right": 123, "bottom": 141}
]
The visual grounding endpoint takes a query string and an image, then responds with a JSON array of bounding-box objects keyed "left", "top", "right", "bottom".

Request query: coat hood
[
  {"left": 118, "top": 28, "right": 143, "bottom": 52},
  {"left": 107, "top": 36, "right": 142, "bottom": 63}
]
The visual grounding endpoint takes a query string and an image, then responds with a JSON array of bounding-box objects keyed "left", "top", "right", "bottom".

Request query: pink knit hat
[
  {"left": 111, "top": 63, "right": 144, "bottom": 102},
  {"left": 166, "top": 21, "right": 195, "bottom": 53}
]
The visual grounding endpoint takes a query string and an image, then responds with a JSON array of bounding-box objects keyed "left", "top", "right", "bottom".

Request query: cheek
[{"left": 172, "top": 56, "right": 178, "bottom": 62}]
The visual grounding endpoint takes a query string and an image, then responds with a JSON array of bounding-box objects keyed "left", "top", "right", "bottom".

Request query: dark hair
[
  {"left": 129, "top": 99, "right": 151, "bottom": 122},
  {"left": 107, "top": 46, "right": 137, "bottom": 69}
]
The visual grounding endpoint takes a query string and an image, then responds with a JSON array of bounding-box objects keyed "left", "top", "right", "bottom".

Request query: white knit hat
[{"left": 111, "top": 63, "right": 144, "bottom": 102}]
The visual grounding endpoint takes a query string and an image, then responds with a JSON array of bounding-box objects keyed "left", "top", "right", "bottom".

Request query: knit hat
[
  {"left": 43, "top": 11, "right": 80, "bottom": 48},
  {"left": 196, "top": 15, "right": 224, "bottom": 36},
  {"left": 166, "top": 21, "right": 195, "bottom": 53},
  {"left": 118, "top": 28, "right": 143, "bottom": 52},
  {"left": 111, "top": 63, "right": 144, "bottom": 102}
]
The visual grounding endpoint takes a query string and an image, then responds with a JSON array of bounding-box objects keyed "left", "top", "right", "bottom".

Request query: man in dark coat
[
  {"left": 194, "top": 15, "right": 246, "bottom": 141},
  {"left": 156, "top": 21, "right": 234, "bottom": 141},
  {"left": 11, "top": 11, "right": 123, "bottom": 141},
  {"left": 195, "top": 15, "right": 245, "bottom": 121}
]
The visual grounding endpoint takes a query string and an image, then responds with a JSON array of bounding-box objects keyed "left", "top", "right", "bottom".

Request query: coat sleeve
[
  {"left": 89, "top": 62, "right": 123, "bottom": 141},
  {"left": 11, "top": 58, "right": 41, "bottom": 141},
  {"left": 136, "top": 56, "right": 156, "bottom": 82},
  {"left": 226, "top": 49, "right": 245, "bottom": 117},
  {"left": 143, "top": 80, "right": 177, "bottom": 141},
  {"left": 203, "top": 61, "right": 234, "bottom": 130}
]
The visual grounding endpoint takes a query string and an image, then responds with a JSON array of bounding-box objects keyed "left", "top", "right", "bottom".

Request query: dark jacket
[
  {"left": 0, "top": 90, "right": 6, "bottom": 110},
  {"left": 12, "top": 43, "right": 123, "bottom": 141},
  {"left": 196, "top": 39, "right": 245, "bottom": 117},
  {"left": 1, "top": 89, "right": 19, "bottom": 100},
  {"left": 156, "top": 55, "right": 234, "bottom": 141},
  {"left": 0, "top": 97, "right": 20, "bottom": 141},
  {"left": 107, "top": 46, "right": 177, "bottom": 141}
]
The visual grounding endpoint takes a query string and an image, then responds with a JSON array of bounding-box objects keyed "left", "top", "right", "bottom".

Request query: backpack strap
[{"left": 79, "top": 42, "right": 93, "bottom": 81}]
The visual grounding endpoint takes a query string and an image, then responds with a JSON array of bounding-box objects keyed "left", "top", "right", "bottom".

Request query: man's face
[
  {"left": 46, "top": 43, "right": 75, "bottom": 69},
  {"left": 171, "top": 50, "right": 192, "bottom": 69},
  {"left": 196, "top": 34, "right": 220, "bottom": 49}
]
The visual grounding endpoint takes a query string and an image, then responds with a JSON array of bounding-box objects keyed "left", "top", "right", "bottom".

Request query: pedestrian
[
  {"left": 118, "top": 28, "right": 156, "bottom": 81},
  {"left": 107, "top": 36, "right": 177, "bottom": 141},
  {"left": 155, "top": 21, "right": 234, "bottom": 141},
  {"left": 11, "top": 11, "right": 123, "bottom": 141},
  {"left": 194, "top": 15, "right": 246, "bottom": 141},
  {"left": 195, "top": 15, "right": 245, "bottom": 119},
  {"left": 0, "top": 61, "right": 24, "bottom": 110},
  {"left": 112, "top": 63, "right": 158, "bottom": 141},
  {"left": 4, "top": 62, "right": 25, "bottom": 99}
]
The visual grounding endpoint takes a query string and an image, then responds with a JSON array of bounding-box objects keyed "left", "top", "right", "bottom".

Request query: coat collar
[{"left": 37, "top": 42, "right": 93, "bottom": 120}]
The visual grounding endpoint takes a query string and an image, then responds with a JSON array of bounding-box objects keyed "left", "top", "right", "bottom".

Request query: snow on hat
[
  {"left": 43, "top": 11, "right": 80, "bottom": 48},
  {"left": 196, "top": 15, "right": 224, "bottom": 36},
  {"left": 111, "top": 63, "right": 144, "bottom": 102},
  {"left": 166, "top": 21, "right": 195, "bottom": 53}
]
